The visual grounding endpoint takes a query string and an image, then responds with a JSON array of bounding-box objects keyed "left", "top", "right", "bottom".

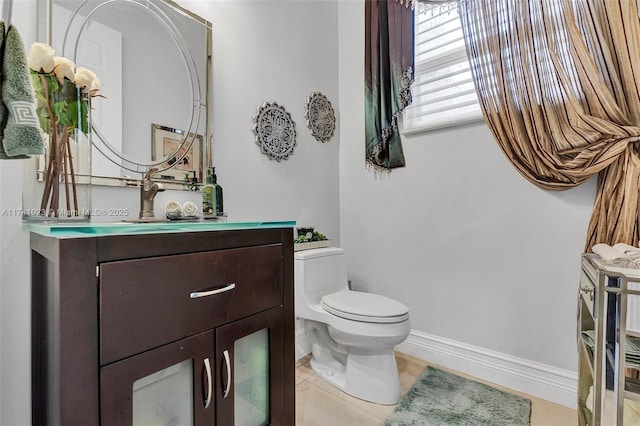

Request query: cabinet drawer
[{"left": 100, "top": 244, "right": 283, "bottom": 365}]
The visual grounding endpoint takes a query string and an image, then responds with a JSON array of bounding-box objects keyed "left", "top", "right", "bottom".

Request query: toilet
[{"left": 294, "top": 247, "right": 411, "bottom": 405}]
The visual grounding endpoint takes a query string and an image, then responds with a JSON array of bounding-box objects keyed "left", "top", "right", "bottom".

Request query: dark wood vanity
[{"left": 30, "top": 225, "right": 295, "bottom": 425}]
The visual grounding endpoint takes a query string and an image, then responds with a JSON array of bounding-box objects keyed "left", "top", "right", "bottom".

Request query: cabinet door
[
  {"left": 100, "top": 330, "right": 215, "bottom": 426},
  {"left": 216, "top": 307, "right": 285, "bottom": 426}
]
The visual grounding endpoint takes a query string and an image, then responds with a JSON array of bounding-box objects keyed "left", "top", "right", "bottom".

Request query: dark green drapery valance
[{"left": 365, "top": 0, "right": 414, "bottom": 171}]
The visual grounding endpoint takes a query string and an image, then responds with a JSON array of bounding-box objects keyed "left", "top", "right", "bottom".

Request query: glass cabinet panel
[
  {"left": 216, "top": 307, "right": 285, "bottom": 426},
  {"left": 234, "top": 328, "right": 269, "bottom": 425},
  {"left": 132, "top": 359, "right": 194, "bottom": 425},
  {"left": 100, "top": 331, "right": 214, "bottom": 426}
]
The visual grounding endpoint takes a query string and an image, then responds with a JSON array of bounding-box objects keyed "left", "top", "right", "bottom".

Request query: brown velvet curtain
[
  {"left": 364, "top": 0, "right": 414, "bottom": 171},
  {"left": 459, "top": 0, "right": 640, "bottom": 249}
]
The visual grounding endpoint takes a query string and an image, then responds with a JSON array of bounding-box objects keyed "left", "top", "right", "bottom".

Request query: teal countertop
[{"left": 25, "top": 220, "right": 296, "bottom": 238}]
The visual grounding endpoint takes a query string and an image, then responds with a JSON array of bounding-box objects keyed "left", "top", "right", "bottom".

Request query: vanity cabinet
[
  {"left": 30, "top": 226, "right": 295, "bottom": 426},
  {"left": 578, "top": 254, "right": 640, "bottom": 425}
]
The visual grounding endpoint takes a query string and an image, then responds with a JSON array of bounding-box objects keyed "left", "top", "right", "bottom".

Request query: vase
[{"left": 23, "top": 75, "right": 92, "bottom": 222}]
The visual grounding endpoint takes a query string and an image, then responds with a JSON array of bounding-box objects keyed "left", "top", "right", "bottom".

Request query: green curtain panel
[{"left": 365, "top": 0, "right": 414, "bottom": 171}]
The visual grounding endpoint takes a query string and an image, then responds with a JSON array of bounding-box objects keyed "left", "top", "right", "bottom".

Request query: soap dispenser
[
  {"left": 202, "top": 167, "right": 224, "bottom": 217},
  {"left": 212, "top": 168, "right": 224, "bottom": 216}
]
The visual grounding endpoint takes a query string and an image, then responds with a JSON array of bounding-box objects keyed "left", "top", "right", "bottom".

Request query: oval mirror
[{"left": 38, "top": 0, "right": 212, "bottom": 188}]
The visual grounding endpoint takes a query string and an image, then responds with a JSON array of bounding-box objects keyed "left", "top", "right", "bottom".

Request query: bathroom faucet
[{"left": 139, "top": 168, "right": 165, "bottom": 220}]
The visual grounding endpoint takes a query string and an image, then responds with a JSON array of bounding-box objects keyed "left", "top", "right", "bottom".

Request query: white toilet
[{"left": 294, "top": 247, "right": 411, "bottom": 405}]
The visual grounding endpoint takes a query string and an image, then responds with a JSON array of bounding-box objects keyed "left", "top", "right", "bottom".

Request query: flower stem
[
  {"left": 61, "top": 130, "right": 78, "bottom": 215},
  {"left": 53, "top": 127, "right": 65, "bottom": 216},
  {"left": 39, "top": 74, "right": 57, "bottom": 215},
  {"left": 60, "top": 131, "right": 71, "bottom": 214}
]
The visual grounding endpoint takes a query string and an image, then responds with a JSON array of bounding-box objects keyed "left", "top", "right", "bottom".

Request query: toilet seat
[{"left": 321, "top": 290, "right": 409, "bottom": 324}]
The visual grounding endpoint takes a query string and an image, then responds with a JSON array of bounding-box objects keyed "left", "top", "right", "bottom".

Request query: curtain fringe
[
  {"left": 380, "top": 66, "right": 413, "bottom": 144},
  {"left": 365, "top": 159, "right": 393, "bottom": 175},
  {"left": 368, "top": 66, "right": 414, "bottom": 171},
  {"left": 395, "top": 0, "right": 413, "bottom": 9},
  {"left": 411, "top": 0, "right": 459, "bottom": 13}
]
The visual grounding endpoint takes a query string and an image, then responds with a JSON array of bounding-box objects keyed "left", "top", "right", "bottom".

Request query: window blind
[{"left": 403, "top": 5, "right": 482, "bottom": 133}]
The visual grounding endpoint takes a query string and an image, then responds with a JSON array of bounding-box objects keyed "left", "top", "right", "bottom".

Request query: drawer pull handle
[
  {"left": 203, "top": 358, "right": 212, "bottom": 409},
  {"left": 190, "top": 283, "right": 236, "bottom": 299},
  {"left": 580, "top": 286, "right": 594, "bottom": 301},
  {"left": 222, "top": 349, "right": 231, "bottom": 399}
]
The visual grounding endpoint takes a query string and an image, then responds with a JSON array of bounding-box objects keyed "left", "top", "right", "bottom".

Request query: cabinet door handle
[
  {"left": 203, "top": 358, "right": 212, "bottom": 409},
  {"left": 190, "top": 283, "right": 236, "bottom": 299},
  {"left": 222, "top": 349, "right": 231, "bottom": 399},
  {"left": 579, "top": 285, "right": 594, "bottom": 301}
]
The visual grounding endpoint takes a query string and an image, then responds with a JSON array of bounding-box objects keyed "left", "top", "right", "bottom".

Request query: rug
[{"left": 383, "top": 366, "right": 531, "bottom": 426}]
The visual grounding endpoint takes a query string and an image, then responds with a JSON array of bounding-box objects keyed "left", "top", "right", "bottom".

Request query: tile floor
[{"left": 295, "top": 352, "right": 577, "bottom": 426}]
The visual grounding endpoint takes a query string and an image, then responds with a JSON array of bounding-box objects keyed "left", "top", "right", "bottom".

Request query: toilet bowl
[{"left": 294, "top": 247, "right": 411, "bottom": 405}]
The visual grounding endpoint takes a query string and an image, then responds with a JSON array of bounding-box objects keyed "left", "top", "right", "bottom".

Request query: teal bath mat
[{"left": 384, "top": 366, "right": 531, "bottom": 426}]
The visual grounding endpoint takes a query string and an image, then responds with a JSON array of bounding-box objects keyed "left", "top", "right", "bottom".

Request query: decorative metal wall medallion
[
  {"left": 304, "top": 92, "right": 335, "bottom": 143},
  {"left": 252, "top": 102, "right": 297, "bottom": 161}
]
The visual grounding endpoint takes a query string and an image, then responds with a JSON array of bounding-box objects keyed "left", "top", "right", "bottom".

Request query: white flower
[
  {"left": 53, "top": 56, "right": 75, "bottom": 83},
  {"left": 74, "top": 67, "right": 98, "bottom": 92},
  {"left": 28, "top": 42, "right": 55, "bottom": 73}
]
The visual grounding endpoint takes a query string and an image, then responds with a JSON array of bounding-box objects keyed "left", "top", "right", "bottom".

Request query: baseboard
[
  {"left": 396, "top": 330, "right": 577, "bottom": 409},
  {"left": 295, "top": 327, "right": 577, "bottom": 408}
]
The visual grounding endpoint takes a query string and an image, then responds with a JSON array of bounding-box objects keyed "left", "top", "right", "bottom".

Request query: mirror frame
[{"left": 37, "top": 0, "right": 212, "bottom": 190}]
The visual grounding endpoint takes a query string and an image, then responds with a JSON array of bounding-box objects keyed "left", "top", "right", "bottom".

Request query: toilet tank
[{"left": 294, "top": 247, "right": 349, "bottom": 306}]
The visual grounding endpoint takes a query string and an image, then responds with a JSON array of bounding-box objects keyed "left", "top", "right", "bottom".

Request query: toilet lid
[{"left": 321, "top": 290, "right": 410, "bottom": 324}]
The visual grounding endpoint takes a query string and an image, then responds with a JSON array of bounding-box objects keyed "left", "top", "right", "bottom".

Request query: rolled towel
[
  {"left": 1, "top": 25, "right": 45, "bottom": 158},
  {"left": 165, "top": 200, "right": 182, "bottom": 220},
  {"left": 613, "top": 243, "right": 640, "bottom": 260},
  {"left": 592, "top": 243, "right": 625, "bottom": 262},
  {"left": 182, "top": 201, "right": 198, "bottom": 217},
  {"left": 592, "top": 243, "right": 640, "bottom": 268}
]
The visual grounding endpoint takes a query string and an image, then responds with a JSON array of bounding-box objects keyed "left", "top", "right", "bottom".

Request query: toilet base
[{"left": 309, "top": 346, "right": 402, "bottom": 405}]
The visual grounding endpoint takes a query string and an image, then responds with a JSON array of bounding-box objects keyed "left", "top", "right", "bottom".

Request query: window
[{"left": 402, "top": 4, "right": 482, "bottom": 133}]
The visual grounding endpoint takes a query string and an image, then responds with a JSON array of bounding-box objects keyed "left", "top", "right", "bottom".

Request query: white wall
[
  {"left": 181, "top": 0, "right": 340, "bottom": 235},
  {"left": 0, "top": 1, "right": 339, "bottom": 424},
  {"left": 338, "top": 0, "right": 594, "bottom": 408},
  {"left": 0, "top": 3, "right": 38, "bottom": 425}
]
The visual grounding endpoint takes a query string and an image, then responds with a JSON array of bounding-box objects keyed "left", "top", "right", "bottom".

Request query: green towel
[
  {"left": 0, "top": 20, "right": 8, "bottom": 159},
  {"left": 1, "top": 24, "right": 45, "bottom": 159}
]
